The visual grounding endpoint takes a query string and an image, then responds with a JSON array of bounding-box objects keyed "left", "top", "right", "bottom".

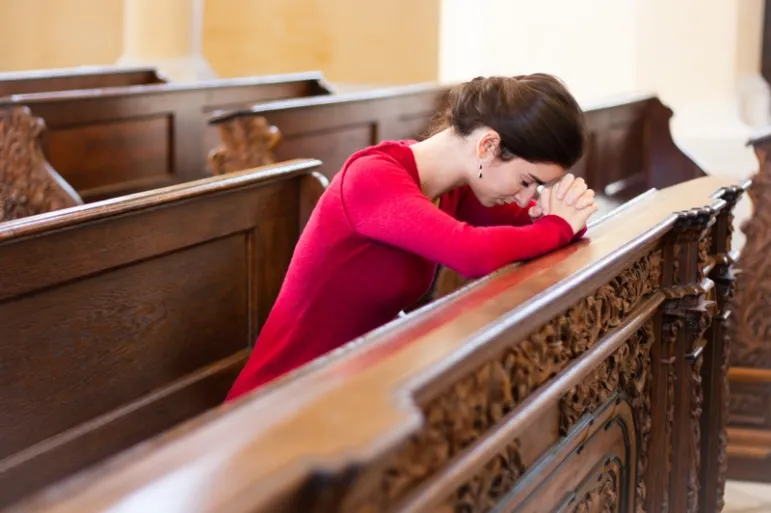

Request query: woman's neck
[{"left": 409, "top": 128, "right": 470, "bottom": 201}]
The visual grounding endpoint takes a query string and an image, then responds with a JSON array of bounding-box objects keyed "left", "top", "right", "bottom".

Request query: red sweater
[{"left": 225, "top": 140, "right": 580, "bottom": 401}]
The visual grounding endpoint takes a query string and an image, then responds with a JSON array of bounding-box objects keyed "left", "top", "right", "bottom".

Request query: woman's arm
[{"left": 340, "top": 156, "right": 576, "bottom": 279}]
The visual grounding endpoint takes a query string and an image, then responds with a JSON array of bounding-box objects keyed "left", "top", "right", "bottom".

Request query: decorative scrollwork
[
  {"left": 573, "top": 471, "right": 619, "bottom": 513},
  {"left": 0, "top": 106, "right": 82, "bottom": 222},
  {"left": 729, "top": 148, "right": 771, "bottom": 367},
  {"left": 208, "top": 115, "right": 281, "bottom": 175},
  {"left": 348, "top": 253, "right": 661, "bottom": 512}
]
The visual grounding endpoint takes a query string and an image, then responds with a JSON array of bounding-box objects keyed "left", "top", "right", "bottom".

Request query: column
[{"left": 117, "top": 0, "right": 216, "bottom": 82}]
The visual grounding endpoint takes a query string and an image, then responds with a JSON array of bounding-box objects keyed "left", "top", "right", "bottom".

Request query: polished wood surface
[
  {"left": 726, "top": 129, "right": 771, "bottom": 483},
  {"left": 0, "top": 71, "right": 334, "bottom": 202},
  {"left": 0, "top": 66, "right": 166, "bottom": 97},
  {"left": 0, "top": 159, "right": 325, "bottom": 508},
  {"left": 8, "top": 175, "right": 746, "bottom": 513}
]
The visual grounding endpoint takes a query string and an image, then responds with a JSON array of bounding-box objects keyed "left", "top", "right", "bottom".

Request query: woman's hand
[{"left": 538, "top": 174, "right": 599, "bottom": 234}]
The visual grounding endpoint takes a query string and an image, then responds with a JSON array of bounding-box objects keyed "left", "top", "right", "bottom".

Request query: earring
[{"left": 478, "top": 163, "right": 483, "bottom": 179}]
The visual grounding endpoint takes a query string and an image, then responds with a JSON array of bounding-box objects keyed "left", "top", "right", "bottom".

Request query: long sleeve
[
  {"left": 455, "top": 187, "right": 534, "bottom": 227},
  {"left": 340, "top": 156, "right": 577, "bottom": 279}
]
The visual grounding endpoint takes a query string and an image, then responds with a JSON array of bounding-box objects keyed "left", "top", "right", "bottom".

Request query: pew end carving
[
  {"left": 9, "top": 176, "right": 745, "bottom": 513},
  {"left": 726, "top": 128, "right": 771, "bottom": 482},
  {"left": 0, "top": 105, "right": 82, "bottom": 222},
  {"left": 208, "top": 115, "right": 282, "bottom": 175}
]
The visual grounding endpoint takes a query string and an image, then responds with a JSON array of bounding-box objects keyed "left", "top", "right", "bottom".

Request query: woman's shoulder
[{"left": 339, "top": 139, "right": 420, "bottom": 187}]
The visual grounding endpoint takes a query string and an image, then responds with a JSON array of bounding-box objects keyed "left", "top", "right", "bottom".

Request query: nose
[{"left": 515, "top": 187, "right": 537, "bottom": 207}]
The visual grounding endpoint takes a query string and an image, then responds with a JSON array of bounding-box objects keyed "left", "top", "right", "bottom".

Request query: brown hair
[{"left": 431, "top": 73, "right": 586, "bottom": 170}]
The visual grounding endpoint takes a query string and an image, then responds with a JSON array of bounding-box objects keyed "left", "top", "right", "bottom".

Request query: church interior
[{"left": 1, "top": 0, "right": 771, "bottom": 511}]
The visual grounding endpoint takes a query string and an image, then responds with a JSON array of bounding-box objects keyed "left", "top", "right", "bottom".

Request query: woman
[{"left": 225, "top": 73, "right": 598, "bottom": 401}]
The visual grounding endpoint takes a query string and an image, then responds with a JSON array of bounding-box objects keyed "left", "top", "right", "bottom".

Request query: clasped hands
[{"left": 528, "top": 173, "right": 599, "bottom": 234}]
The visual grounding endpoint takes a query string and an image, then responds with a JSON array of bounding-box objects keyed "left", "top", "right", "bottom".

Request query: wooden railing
[{"left": 8, "top": 175, "right": 746, "bottom": 513}]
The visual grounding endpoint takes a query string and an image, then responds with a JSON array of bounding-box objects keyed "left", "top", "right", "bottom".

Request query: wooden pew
[
  {"left": 0, "top": 66, "right": 167, "bottom": 97},
  {"left": 0, "top": 71, "right": 334, "bottom": 202},
  {"left": 7, "top": 175, "right": 746, "bottom": 513},
  {"left": 0, "top": 158, "right": 326, "bottom": 508},
  {"left": 208, "top": 91, "right": 705, "bottom": 207},
  {"left": 726, "top": 128, "right": 771, "bottom": 482}
]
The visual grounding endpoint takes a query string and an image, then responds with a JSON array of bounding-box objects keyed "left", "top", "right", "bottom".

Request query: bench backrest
[
  {"left": 1, "top": 71, "right": 333, "bottom": 201},
  {"left": 7, "top": 175, "right": 746, "bottom": 513},
  {"left": 209, "top": 92, "right": 705, "bottom": 202},
  {"left": 0, "top": 158, "right": 324, "bottom": 508},
  {"left": 208, "top": 83, "right": 451, "bottom": 179},
  {"left": 0, "top": 66, "right": 167, "bottom": 97}
]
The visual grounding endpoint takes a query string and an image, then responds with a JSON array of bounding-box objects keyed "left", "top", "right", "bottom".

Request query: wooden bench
[
  {"left": 726, "top": 128, "right": 771, "bottom": 482},
  {"left": 7, "top": 175, "right": 746, "bottom": 513},
  {"left": 0, "top": 158, "right": 326, "bottom": 508},
  {"left": 0, "top": 71, "right": 334, "bottom": 202},
  {"left": 208, "top": 92, "right": 705, "bottom": 209},
  {"left": 0, "top": 66, "right": 167, "bottom": 97}
]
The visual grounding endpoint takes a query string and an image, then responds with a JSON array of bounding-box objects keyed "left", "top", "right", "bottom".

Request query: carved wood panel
[
  {"left": 344, "top": 253, "right": 662, "bottom": 513},
  {"left": 0, "top": 106, "right": 82, "bottom": 222},
  {"left": 730, "top": 147, "right": 771, "bottom": 368}
]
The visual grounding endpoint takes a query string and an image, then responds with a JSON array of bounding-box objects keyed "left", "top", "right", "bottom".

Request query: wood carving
[
  {"left": 0, "top": 106, "right": 82, "bottom": 222},
  {"left": 660, "top": 318, "right": 681, "bottom": 513},
  {"left": 561, "top": 322, "right": 654, "bottom": 512},
  {"left": 208, "top": 116, "right": 281, "bottom": 175},
  {"left": 572, "top": 466, "right": 620, "bottom": 513},
  {"left": 347, "top": 253, "right": 661, "bottom": 512},
  {"left": 730, "top": 144, "right": 771, "bottom": 367}
]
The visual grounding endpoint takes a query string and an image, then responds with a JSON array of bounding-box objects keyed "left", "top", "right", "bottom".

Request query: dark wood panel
[
  {"left": 276, "top": 124, "right": 376, "bottom": 179},
  {"left": 45, "top": 115, "right": 172, "bottom": 191},
  {"left": 0, "top": 352, "right": 247, "bottom": 507}
]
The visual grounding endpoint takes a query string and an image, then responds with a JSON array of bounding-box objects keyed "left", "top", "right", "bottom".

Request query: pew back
[
  {"left": 0, "top": 66, "right": 166, "bottom": 97},
  {"left": 208, "top": 83, "right": 451, "bottom": 179},
  {"left": 209, "top": 92, "right": 705, "bottom": 208},
  {"left": 8, "top": 176, "right": 746, "bottom": 513},
  {"left": 0, "top": 158, "right": 324, "bottom": 508},
  {"left": 1, "top": 72, "right": 334, "bottom": 201}
]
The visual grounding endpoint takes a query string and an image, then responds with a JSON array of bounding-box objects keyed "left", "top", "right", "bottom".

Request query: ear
[{"left": 475, "top": 130, "right": 501, "bottom": 161}]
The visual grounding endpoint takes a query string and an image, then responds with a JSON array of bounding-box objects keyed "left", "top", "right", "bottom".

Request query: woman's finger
[
  {"left": 575, "top": 189, "right": 595, "bottom": 209},
  {"left": 540, "top": 186, "right": 552, "bottom": 213},
  {"left": 555, "top": 173, "right": 574, "bottom": 200},
  {"left": 565, "top": 178, "right": 587, "bottom": 206}
]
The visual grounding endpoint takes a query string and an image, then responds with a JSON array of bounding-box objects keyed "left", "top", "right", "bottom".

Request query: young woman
[{"left": 225, "top": 73, "right": 598, "bottom": 401}]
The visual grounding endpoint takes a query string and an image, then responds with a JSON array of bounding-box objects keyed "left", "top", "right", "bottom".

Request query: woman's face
[{"left": 469, "top": 136, "right": 565, "bottom": 208}]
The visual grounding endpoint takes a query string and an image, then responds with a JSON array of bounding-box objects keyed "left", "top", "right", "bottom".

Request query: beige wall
[
  {"left": 0, "top": 0, "right": 123, "bottom": 71},
  {"left": 201, "top": 0, "right": 439, "bottom": 84},
  {"left": 0, "top": 0, "right": 439, "bottom": 85},
  {"left": 439, "top": 0, "right": 641, "bottom": 104}
]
